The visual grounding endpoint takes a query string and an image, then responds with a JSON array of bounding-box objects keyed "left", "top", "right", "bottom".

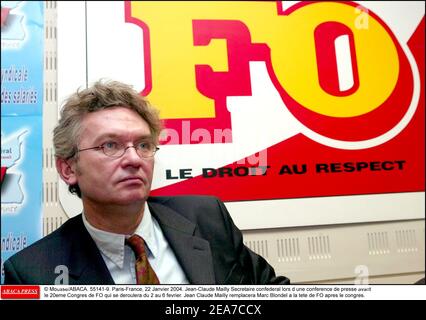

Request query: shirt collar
[
  {"left": 133, "top": 203, "right": 158, "bottom": 259},
  {"left": 82, "top": 202, "right": 158, "bottom": 268}
]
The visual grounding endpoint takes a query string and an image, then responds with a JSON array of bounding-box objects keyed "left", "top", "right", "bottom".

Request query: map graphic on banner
[
  {"left": 1, "top": 1, "right": 43, "bottom": 283},
  {"left": 1, "top": 1, "right": 26, "bottom": 40},
  {"left": 1, "top": 1, "right": 43, "bottom": 117},
  {"left": 1, "top": 130, "right": 27, "bottom": 203},
  {"left": 1, "top": 119, "right": 42, "bottom": 283}
]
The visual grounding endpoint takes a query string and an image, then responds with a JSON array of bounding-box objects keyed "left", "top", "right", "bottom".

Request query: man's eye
[
  {"left": 103, "top": 141, "right": 118, "bottom": 149},
  {"left": 138, "top": 142, "right": 148, "bottom": 149}
]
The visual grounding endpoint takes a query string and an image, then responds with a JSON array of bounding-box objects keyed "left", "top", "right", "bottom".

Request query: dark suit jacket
[{"left": 4, "top": 196, "right": 289, "bottom": 285}]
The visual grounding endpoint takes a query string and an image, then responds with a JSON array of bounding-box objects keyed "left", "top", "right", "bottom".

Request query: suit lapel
[
  {"left": 148, "top": 201, "right": 216, "bottom": 284},
  {"left": 66, "top": 215, "right": 115, "bottom": 285}
]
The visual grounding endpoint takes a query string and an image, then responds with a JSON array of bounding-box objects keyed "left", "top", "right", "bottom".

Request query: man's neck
[{"left": 82, "top": 200, "right": 145, "bottom": 235}]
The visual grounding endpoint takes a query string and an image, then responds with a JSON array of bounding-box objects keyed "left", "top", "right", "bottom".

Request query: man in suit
[{"left": 4, "top": 80, "right": 289, "bottom": 285}]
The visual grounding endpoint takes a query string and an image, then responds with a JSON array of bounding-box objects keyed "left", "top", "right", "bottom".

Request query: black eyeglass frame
[{"left": 68, "top": 142, "right": 160, "bottom": 159}]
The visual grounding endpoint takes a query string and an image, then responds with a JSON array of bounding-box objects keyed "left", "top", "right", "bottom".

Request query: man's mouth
[{"left": 119, "top": 176, "right": 145, "bottom": 184}]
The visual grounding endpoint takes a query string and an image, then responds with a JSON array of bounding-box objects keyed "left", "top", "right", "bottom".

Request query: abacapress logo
[{"left": 1, "top": 285, "right": 40, "bottom": 299}]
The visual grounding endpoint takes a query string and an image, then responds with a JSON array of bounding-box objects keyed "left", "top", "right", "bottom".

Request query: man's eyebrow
[
  {"left": 134, "top": 135, "right": 154, "bottom": 141},
  {"left": 93, "top": 133, "right": 120, "bottom": 143},
  {"left": 94, "top": 133, "right": 153, "bottom": 143}
]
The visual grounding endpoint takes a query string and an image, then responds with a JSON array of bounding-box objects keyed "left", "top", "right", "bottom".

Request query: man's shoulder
[
  {"left": 148, "top": 195, "right": 220, "bottom": 206},
  {"left": 5, "top": 214, "right": 83, "bottom": 263},
  {"left": 147, "top": 195, "right": 227, "bottom": 222}
]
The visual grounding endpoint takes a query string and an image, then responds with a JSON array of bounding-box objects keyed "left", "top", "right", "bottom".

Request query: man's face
[{"left": 69, "top": 107, "right": 155, "bottom": 206}]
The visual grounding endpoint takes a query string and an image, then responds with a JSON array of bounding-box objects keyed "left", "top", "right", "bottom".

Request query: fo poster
[{"left": 57, "top": 1, "right": 424, "bottom": 229}]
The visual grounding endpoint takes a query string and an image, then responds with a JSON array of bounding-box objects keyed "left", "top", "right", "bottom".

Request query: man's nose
[
  {"left": 124, "top": 145, "right": 139, "bottom": 156},
  {"left": 121, "top": 146, "right": 142, "bottom": 163}
]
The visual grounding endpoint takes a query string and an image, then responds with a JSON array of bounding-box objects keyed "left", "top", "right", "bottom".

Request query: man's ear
[{"left": 56, "top": 157, "right": 78, "bottom": 185}]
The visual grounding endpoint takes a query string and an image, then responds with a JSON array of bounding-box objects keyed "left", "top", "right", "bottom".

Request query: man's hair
[{"left": 53, "top": 79, "right": 162, "bottom": 198}]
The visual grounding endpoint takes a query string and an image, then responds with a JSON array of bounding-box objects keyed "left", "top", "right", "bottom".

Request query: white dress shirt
[{"left": 82, "top": 203, "right": 189, "bottom": 284}]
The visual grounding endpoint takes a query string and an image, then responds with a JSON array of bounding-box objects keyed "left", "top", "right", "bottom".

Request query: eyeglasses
[{"left": 76, "top": 141, "right": 159, "bottom": 159}]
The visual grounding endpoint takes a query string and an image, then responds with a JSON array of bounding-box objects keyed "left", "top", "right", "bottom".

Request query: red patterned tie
[{"left": 126, "top": 235, "right": 160, "bottom": 284}]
